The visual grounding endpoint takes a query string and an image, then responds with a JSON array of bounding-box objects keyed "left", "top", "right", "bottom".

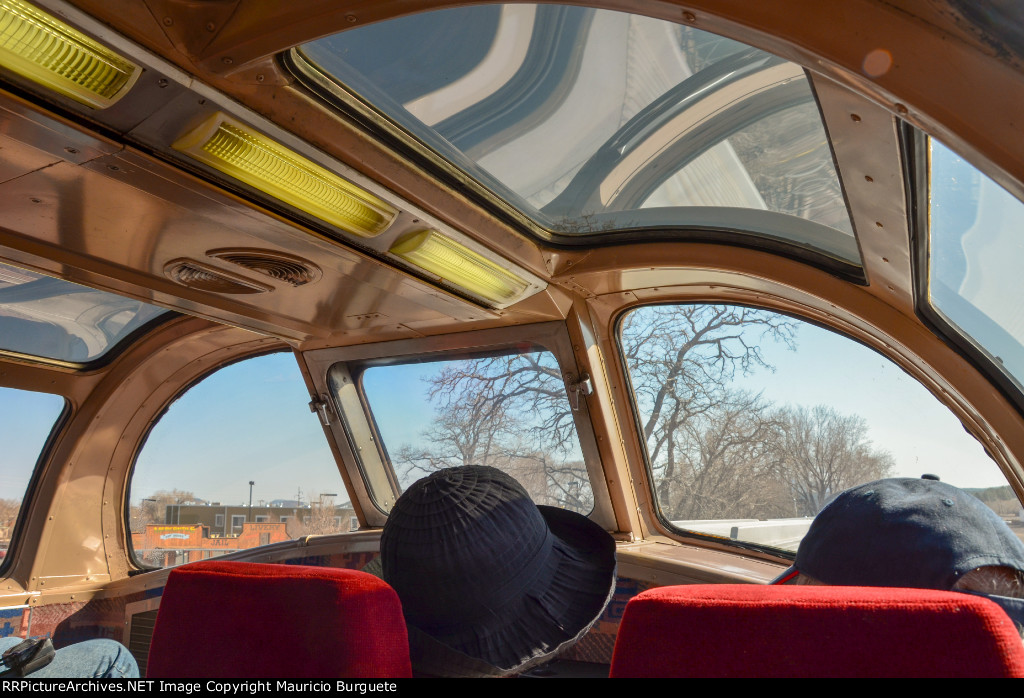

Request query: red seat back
[
  {"left": 147, "top": 560, "right": 411, "bottom": 678},
  {"left": 610, "top": 584, "right": 1024, "bottom": 678}
]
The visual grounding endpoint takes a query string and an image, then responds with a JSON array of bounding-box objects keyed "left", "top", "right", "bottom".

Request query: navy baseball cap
[{"left": 772, "top": 477, "right": 1024, "bottom": 625}]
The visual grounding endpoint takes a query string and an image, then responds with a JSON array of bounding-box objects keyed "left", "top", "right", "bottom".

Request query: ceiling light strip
[
  {"left": 390, "top": 230, "right": 530, "bottom": 306},
  {"left": 174, "top": 112, "right": 397, "bottom": 238},
  {"left": 0, "top": 0, "right": 139, "bottom": 108}
]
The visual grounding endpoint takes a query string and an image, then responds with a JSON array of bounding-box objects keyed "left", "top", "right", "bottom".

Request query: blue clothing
[{"left": 0, "top": 637, "right": 139, "bottom": 678}]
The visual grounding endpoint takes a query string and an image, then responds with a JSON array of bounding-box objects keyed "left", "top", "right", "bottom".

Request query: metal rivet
[
  {"left": 162, "top": 16, "right": 172, "bottom": 26},
  {"left": 256, "top": 74, "right": 265, "bottom": 82},
  {"left": 222, "top": 57, "right": 233, "bottom": 65},
  {"left": 30, "top": 197, "right": 41, "bottom": 203},
  {"left": 682, "top": 11, "right": 696, "bottom": 22},
  {"left": 64, "top": 147, "right": 79, "bottom": 154},
  {"left": 942, "top": 498, "right": 954, "bottom": 507},
  {"left": 882, "top": 257, "right": 889, "bottom": 263},
  {"left": 895, "top": 103, "right": 908, "bottom": 115},
  {"left": 206, "top": 22, "right": 216, "bottom": 32},
  {"left": 107, "top": 165, "right": 120, "bottom": 171},
  {"left": 345, "top": 14, "right": 357, "bottom": 23},
  {"left": 157, "top": 78, "right": 169, "bottom": 88},
  {"left": 864, "top": 175, "right": 873, "bottom": 182},
  {"left": 875, "top": 221, "right": 883, "bottom": 228},
  {"left": 851, "top": 113, "right": 862, "bottom": 122}
]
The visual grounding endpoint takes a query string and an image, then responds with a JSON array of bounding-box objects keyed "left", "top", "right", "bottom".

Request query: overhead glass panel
[
  {"left": 0, "top": 261, "right": 168, "bottom": 363},
  {"left": 928, "top": 140, "right": 1024, "bottom": 394},
  {"left": 296, "top": 5, "right": 857, "bottom": 263}
]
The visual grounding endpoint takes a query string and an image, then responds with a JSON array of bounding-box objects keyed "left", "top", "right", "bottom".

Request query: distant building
[
  {"left": 131, "top": 521, "right": 291, "bottom": 567},
  {"left": 131, "top": 502, "right": 360, "bottom": 566},
  {"left": 162, "top": 503, "right": 357, "bottom": 537}
]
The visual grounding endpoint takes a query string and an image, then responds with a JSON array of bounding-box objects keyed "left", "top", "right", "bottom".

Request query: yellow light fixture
[
  {"left": 0, "top": 0, "right": 139, "bottom": 108},
  {"left": 174, "top": 113, "right": 396, "bottom": 238},
  {"left": 390, "top": 230, "right": 530, "bottom": 305}
]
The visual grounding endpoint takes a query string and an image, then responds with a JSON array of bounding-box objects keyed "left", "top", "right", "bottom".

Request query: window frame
[{"left": 299, "top": 321, "right": 615, "bottom": 529}]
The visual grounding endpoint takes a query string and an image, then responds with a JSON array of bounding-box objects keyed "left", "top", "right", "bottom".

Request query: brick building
[
  {"left": 131, "top": 521, "right": 292, "bottom": 567},
  {"left": 132, "top": 502, "right": 358, "bottom": 567}
]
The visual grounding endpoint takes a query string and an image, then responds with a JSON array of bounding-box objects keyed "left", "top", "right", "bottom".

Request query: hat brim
[
  {"left": 406, "top": 505, "right": 616, "bottom": 677},
  {"left": 772, "top": 564, "right": 799, "bottom": 584}
]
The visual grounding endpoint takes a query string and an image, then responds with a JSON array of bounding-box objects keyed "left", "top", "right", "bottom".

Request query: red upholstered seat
[
  {"left": 610, "top": 584, "right": 1024, "bottom": 678},
  {"left": 147, "top": 560, "right": 411, "bottom": 678}
]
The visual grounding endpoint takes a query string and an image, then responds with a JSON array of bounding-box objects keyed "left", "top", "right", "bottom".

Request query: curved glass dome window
[
  {"left": 0, "top": 261, "right": 169, "bottom": 364},
  {"left": 295, "top": 5, "right": 857, "bottom": 264}
]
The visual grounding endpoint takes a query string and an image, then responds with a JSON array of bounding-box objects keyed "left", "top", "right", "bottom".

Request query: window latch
[
  {"left": 308, "top": 395, "right": 335, "bottom": 426},
  {"left": 567, "top": 373, "right": 593, "bottom": 412}
]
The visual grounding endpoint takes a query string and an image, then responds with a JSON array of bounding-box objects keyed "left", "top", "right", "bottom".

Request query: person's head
[
  {"left": 774, "top": 477, "right": 1024, "bottom": 626},
  {"left": 380, "top": 465, "right": 616, "bottom": 677}
]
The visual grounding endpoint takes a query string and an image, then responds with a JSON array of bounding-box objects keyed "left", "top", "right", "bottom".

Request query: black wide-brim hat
[{"left": 380, "top": 466, "right": 617, "bottom": 677}]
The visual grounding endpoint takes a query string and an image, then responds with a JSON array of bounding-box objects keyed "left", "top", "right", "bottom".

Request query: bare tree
[
  {"left": 621, "top": 305, "right": 796, "bottom": 510},
  {"left": 0, "top": 498, "right": 20, "bottom": 551},
  {"left": 130, "top": 489, "right": 199, "bottom": 531},
  {"left": 286, "top": 494, "right": 348, "bottom": 537},
  {"left": 391, "top": 306, "right": 797, "bottom": 517},
  {"left": 0, "top": 498, "right": 19, "bottom": 525},
  {"left": 395, "top": 379, "right": 513, "bottom": 480},
  {"left": 392, "top": 351, "right": 593, "bottom": 512},
  {"left": 776, "top": 405, "right": 894, "bottom": 516},
  {"left": 662, "top": 391, "right": 789, "bottom": 520},
  {"left": 391, "top": 304, "right": 895, "bottom": 530}
]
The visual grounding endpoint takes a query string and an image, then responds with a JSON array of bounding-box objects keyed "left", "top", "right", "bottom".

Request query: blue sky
[
  {"left": 725, "top": 320, "right": 1003, "bottom": 488},
  {"left": 128, "top": 353, "right": 345, "bottom": 507},
  {"left": 1, "top": 388, "right": 65, "bottom": 504}
]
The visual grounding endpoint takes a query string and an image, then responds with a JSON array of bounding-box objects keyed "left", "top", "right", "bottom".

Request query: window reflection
[{"left": 929, "top": 140, "right": 1024, "bottom": 392}]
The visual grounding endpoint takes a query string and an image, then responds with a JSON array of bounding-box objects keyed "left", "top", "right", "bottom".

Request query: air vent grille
[
  {"left": 207, "top": 249, "right": 321, "bottom": 287},
  {"left": 164, "top": 259, "right": 272, "bottom": 294},
  {"left": 127, "top": 608, "right": 159, "bottom": 678}
]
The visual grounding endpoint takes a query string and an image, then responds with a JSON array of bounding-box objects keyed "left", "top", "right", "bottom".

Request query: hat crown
[
  {"left": 381, "top": 467, "right": 553, "bottom": 630},
  {"left": 796, "top": 477, "right": 1024, "bottom": 589}
]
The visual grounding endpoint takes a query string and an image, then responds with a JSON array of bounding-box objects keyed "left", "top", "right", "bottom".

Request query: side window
[
  {"left": 927, "top": 138, "right": 1024, "bottom": 397},
  {"left": 619, "top": 304, "right": 1019, "bottom": 552},
  {"left": 0, "top": 386, "right": 64, "bottom": 566},
  {"left": 354, "top": 347, "right": 594, "bottom": 514},
  {"left": 128, "top": 352, "right": 349, "bottom": 568}
]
